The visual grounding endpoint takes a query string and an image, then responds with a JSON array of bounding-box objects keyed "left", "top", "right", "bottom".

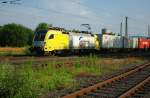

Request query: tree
[
  {"left": 26, "top": 28, "right": 34, "bottom": 45},
  {"left": 0, "top": 23, "right": 34, "bottom": 47},
  {"left": 35, "top": 22, "right": 49, "bottom": 32},
  {"left": 0, "top": 26, "right": 2, "bottom": 45}
]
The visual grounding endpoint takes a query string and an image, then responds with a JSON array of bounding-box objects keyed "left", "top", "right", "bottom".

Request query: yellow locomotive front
[{"left": 33, "top": 28, "right": 69, "bottom": 55}]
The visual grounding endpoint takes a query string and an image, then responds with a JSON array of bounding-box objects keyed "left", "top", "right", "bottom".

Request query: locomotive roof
[
  {"left": 48, "top": 27, "right": 66, "bottom": 31},
  {"left": 48, "top": 26, "right": 93, "bottom": 34}
]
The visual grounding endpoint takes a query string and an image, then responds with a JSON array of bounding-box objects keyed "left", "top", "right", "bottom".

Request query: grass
[
  {"left": 0, "top": 55, "right": 145, "bottom": 98},
  {"left": 0, "top": 47, "right": 32, "bottom": 56},
  {"left": 0, "top": 47, "right": 25, "bottom": 52},
  {"left": 0, "top": 51, "right": 25, "bottom": 56},
  {"left": 0, "top": 62, "right": 74, "bottom": 98},
  {"left": 71, "top": 55, "right": 144, "bottom": 76},
  {"left": 0, "top": 63, "right": 36, "bottom": 98}
]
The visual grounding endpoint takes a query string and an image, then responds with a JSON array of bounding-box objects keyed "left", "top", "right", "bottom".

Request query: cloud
[
  {"left": 35, "top": 0, "right": 100, "bottom": 21},
  {"left": 0, "top": 0, "right": 117, "bottom": 32}
]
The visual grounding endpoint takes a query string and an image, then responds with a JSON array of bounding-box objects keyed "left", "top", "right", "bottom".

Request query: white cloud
[
  {"left": 36, "top": 0, "right": 100, "bottom": 21},
  {"left": 0, "top": 0, "right": 116, "bottom": 32}
]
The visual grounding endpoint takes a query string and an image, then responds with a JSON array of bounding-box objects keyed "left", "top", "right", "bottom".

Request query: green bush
[
  {"left": 0, "top": 63, "right": 74, "bottom": 98},
  {"left": 35, "top": 23, "right": 49, "bottom": 32},
  {"left": 0, "top": 63, "right": 37, "bottom": 98},
  {"left": 0, "top": 23, "right": 33, "bottom": 47}
]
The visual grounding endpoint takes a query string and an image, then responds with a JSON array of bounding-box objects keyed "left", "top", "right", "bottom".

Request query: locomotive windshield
[{"left": 34, "top": 30, "right": 48, "bottom": 41}]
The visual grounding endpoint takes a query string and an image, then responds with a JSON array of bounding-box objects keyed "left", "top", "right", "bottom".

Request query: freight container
[
  {"left": 69, "top": 32, "right": 97, "bottom": 49},
  {"left": 132, "top": 38, "right": 139, "bottom": 48},
  {"left": 127, "top": 38, "right": 133, "bottom": 48},
  {"left": 148, "top": 39, "right": 150, "bottom": 49},
  {"left": 123, "top": 37, "right": 136, "bottom": 49},
  {"left": 97, "top": 34, "right": 123, "bottom": 49},
  {"left": 138, "top": 38, "right": 150, "bottom": 49}
]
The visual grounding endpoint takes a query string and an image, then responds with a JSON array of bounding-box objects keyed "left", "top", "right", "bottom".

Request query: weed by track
[{"left": 0, "top": 55, "right": 147, "bottom": 98}]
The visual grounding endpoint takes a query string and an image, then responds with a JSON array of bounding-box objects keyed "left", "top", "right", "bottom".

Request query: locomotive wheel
[{"left": 49, "top": 51, "right": 56, "bottom": 56}]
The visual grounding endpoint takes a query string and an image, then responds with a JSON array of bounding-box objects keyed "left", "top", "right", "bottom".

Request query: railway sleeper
[
  {"left": 87, "top": 93, "right": 116, "bottom": 98},
  {"left": 94, "top": 90, "right": 121, "bottom": 95}
]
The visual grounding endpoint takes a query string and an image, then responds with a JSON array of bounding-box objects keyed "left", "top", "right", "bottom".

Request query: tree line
[
  {"left": 0, "top": 22, "right": 93, "bottom": 47},
  {"left": 0, "top": 23, "right": 49, "bottom": 47}
]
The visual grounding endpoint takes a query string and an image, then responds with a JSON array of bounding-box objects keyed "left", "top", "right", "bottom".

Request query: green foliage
[
  {"left": 74, "top": 62, "right": 81, "bottom": 68},
  {"left": 0, "top": 63, "right": 37, "bottom": 98},
  {"left": 0, "top": 26, "right": 3, "bottom": 45},
  {"left": 24, "top": 47, "right": 36, "bottom": 56},
  {"left": 74, "top": 55, "right": 102, "bottom": 74},
  {"left": 0, "top": 57, "right": 144, "bottom": 98},
  {"left": 0, "top": 23, "right": 34, "bottom": 47},
  {"left": 0, "top": 63, "right": 74, "bottom": 98},
  {"left": 35, "top": 23, "right": 49, "bottom": 32}
]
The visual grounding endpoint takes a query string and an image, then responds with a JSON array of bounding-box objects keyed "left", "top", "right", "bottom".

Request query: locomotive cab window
[
  {"left": 49, "top": 34, "right": 54, "bottom": 39},
  {"left": 34, "top": 30, "right": 47, "bottom": 41}
]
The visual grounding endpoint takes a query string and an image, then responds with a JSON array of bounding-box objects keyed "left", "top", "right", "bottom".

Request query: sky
[{"left": 0, "top": 0, "right": 150, "bottom": 36}]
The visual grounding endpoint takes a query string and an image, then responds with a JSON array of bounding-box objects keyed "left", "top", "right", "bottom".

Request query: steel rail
[
  {"left": 62, "top": 62, "right": 150, "bottom": 98},
  {"left": 119, "top": 76, "right": 150, "bottom": 98}
]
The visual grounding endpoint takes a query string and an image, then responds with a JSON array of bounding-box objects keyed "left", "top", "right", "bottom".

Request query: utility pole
[
  {"left": 125, "top": 16, "right": 128, "bottom": 37},
  {"left": 120, "top": 22, "right": 122, "bottom": 36},
  {"left": 148, "top": 24, "right": 150, "bottom": 37},
  {"left": 124, "top": 16, "right": 128, "bottom": 49}
]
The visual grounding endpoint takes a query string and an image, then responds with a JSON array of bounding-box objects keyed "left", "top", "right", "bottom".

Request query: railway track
[
  {"left": 62, "top": 62, "right": 150, "bottom": 98},
  {"left": 0, "top": 56, "right": 81, "bottom": 64}
]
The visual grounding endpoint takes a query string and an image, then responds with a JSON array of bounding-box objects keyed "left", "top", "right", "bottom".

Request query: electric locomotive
[{"left": 33, "top": 27, "right": 99, "bottom": 55}]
